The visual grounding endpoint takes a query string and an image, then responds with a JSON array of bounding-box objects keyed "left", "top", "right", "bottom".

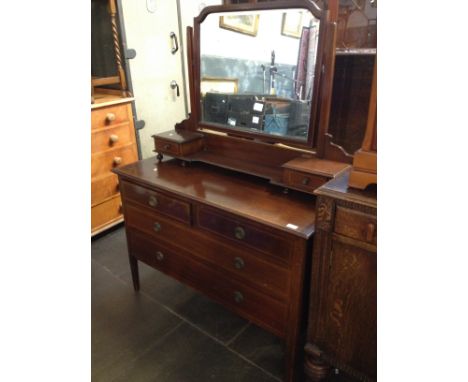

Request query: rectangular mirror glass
[{"left": 200, "top": 8, "right": 320, "bottom": 142}]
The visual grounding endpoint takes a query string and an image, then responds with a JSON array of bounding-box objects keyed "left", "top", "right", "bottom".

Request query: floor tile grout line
[
  {"left": 93, "top": 261, "right": 282, "bottom": 382},
  {"left": 95, "top": 260, "right": 281, "bottom": 382},
  {"left": 114, "top": 320, "right": 185, "bottom": 379},
  {"left": 224, "top": 322, "right": 251, "bottom": 347}
]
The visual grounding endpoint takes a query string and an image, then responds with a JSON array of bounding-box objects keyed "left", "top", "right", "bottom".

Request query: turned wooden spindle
[{"left": 108, "top": 0, "right": 127, "bottom": 97}]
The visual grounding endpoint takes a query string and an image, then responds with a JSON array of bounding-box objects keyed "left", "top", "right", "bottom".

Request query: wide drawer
[
  {"left": 195, "top": 205, "right": 292, "bottom": 262},
  {"left": 123, "top": 204, "right": 289, "bottom": 299},
  {"left": 91, "top": 103, "right": 131, "bottom": 130},
  {"left": 91, "top": 122, "right": 135, "bottom": 154},
  {"left": 127, "top": 228, "right": 288, "bottom": 337},
  {"left": 283, "top": 169, "right": 328, "bottom": 193},
  {"left": 334, "top": 206, "right": 377, "bottom": 245},
  {"left": 91, "top": 173, "right": 120, "bottom": 206},
  {"left": 120, "top": 181, "right": 191, "bottom": 225},
  {"left": 91, "top": 194, "right": 122, "bottom": 233},
  {"left": 91, "top": 143, "right": 138, "bottom": 179}
]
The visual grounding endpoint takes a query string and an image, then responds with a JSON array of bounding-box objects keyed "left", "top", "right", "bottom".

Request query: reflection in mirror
[{"left": 200, "top": 8, "right": 320, "bottom": 141}]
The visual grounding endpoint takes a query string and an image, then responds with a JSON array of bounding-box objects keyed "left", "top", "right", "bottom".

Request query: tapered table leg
[{"left": 128, "top": 255, "right": 140, "bottom": 291}]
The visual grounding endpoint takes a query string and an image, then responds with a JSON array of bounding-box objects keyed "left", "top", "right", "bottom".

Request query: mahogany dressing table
[{"left": 113, "top": 1, "right": 375, "bottom": 380}]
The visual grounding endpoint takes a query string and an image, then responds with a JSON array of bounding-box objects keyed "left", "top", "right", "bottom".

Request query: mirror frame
[{"left": 190, "top": 0, "right": 330, "bottom": 150}]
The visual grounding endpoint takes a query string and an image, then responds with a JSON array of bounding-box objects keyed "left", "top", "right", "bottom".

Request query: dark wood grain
[
  {"left": 120, "top": 181, "right": 191, "bottom": 225},
  {"left": 114, "top": 158, "right": 316, "bottom": 239},
  {"left": 126, "top": 228, "right": 289, "bottom": 337},
  {"left": 305, "top": 169, "right": 376, "bottom": 382},
  {"left": 115, "top": 156, "right": 316, "bottom": 382}
]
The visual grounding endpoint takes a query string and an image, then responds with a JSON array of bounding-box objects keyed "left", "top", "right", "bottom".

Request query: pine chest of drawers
[
  {"left": 91, "top": 98, "right": 138, "bottom": 235},
  {"left": 114, "top": 158, "right": 317, "bottom": 382}
]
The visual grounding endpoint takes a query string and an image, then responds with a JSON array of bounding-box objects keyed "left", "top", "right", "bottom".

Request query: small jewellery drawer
[
  {"left": 120, "top": 182, "right": 191, "bottom": 225},
  {"left": 91, "top": 103, "right": 131, "bottom": 130},
  {"left": 334, "top": 206, "right": 377, "bottom": 245},
  {"left": 127, "top": 229, "right": 288, "bottom": 337},
  {"left": 195, "top": 205, "right": 291, "bottom": 262},
  {"left": 91, "top": 122, "right": 135, "bottom": 154},
  {"left": 283, "top": 169, "right": 328, "bottom": 193},
  {"left": 154, "top": 138, "right": 181, "bottom": 157},
  {"left": 91, "top": 194, "right": 122, "bottom": 231},
  {"left": 91, "top": 143, "right": 138, "bottom": 179},
  {"left": 91, "top": 173, "right": 120, "bottom": 206}
]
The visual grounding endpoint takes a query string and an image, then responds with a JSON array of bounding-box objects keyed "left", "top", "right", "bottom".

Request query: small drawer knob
[
  {"left": 234, "top": 291, "right": 244, "bottom": 304},
  {"left": 156, "top": 251, "right": 164, "bottom": 261},
  {"left": 105, "top": 113, "right": 116, "bottom": 123},
  {"left": 164, "top": 144, "right": 171, "bottom": 150},
  {"left": 366, "top": 223, "right": 376, "bottom": 242},
  {"left": 234, "top": 226, "right": 245, "bottom": 240},
  {"left": 109, "top": 134, "right": 119, "bottom": 144},
  {"left": 113, "top": 156, "right": 122, "bottom": 165},
  {"left": 153, "top": 222, "right": 162, "bottom": 232},
  {"left": 302, "top": 177, "right": 310, "bottom": 186},
  {"left": 148, "top": 195, "right": 158, "bottom": 207},
  {"left": 234, "top": 257, "right": 245, "bottom": 270}
]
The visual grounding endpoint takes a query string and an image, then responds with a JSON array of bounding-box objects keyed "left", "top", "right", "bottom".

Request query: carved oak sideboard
[{"left": 304, "top": 171, "right": 376, "bottom": 381}]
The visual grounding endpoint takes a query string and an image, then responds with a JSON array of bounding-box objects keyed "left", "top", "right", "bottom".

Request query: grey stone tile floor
[{"left": 92, "top": 225, "right": 285, "bottom": 382}]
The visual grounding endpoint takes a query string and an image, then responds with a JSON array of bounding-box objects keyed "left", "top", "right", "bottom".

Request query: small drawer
[
  {"left": 91, "top": 103, "right": 131, "bottom": 130},
  {"left": 91, "top": 143, "right": 138, "bottom": 179},
  {"left": 120, "top": 182, "right": 191, "bottom": 225},
  {"left": 154, "top": 138, "right": 181, "bottom": 157},
  {"left": 91, "top": 194, "right": 122, "bottom": 233},
  {"left": 91, "top": 122, "right": 135, "bottom": 154},
  {"left": 153, "top": 130, "right": 204, "bottom": 158},
  {"left": 283, "top": 169, "right": 328, "bottom": 193},
  {"left": 124, "top": 204, "right": 190, "bottom": 247},
  {"left": 195, "top": 205, "right": 291, "bottom": 262},
  {"left": 334, "top": 206, "right": 377, "bottom": 244},
  {"left": 127, "top": 229, "right": 287, "bottom": 337},
  {"left": 91, "top": 173, "right": 120, "bottom": 206}
]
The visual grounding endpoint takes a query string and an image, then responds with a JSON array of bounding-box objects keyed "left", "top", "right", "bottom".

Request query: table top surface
[{"left": 114, "top": 158, "right": 317, "bottom": 239}]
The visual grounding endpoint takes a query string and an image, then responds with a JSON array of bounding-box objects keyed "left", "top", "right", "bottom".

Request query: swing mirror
[{"left": 196, "top": 4, "right": 323, "bottom": 146}]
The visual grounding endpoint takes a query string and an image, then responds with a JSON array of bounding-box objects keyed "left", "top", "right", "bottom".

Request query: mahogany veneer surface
[
  {"left": 114, "top": 157, "right": 318, "bottom": 382},
  {"left": 115, "top": 158, "right": 316, "bottom": 238}
]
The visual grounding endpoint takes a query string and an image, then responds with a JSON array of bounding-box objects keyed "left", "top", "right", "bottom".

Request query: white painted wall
[
  {"left": 120, "top": 0, "right": 187, "bottom": 159},
  {"left": 178, "top": 0, "right": 223, "bottom": 115}
]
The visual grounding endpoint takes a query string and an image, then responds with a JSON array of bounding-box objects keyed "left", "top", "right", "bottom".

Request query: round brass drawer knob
[
  {"left": 234, "top": 291, "right": 244, "bottom": 304},
  {"left": 105, "top": 113, "right": 116, "bottom": 123},
  {"left": 113, "top": 157, "right": 122, "bottom": 165},
  {"left": 153, "top": 222, "right": 162, "bottom": 232},
  {"left": 234, "top": 226, "right": 245, "bottom": 240},
  {"left": 109, "top": 134, "right": 119, "bottom": 144},
  {"left": 148, "top": 195, "right": 158, "bottom": 207},
  {"left": 302, "top": 177, "right": 310, "bottom": 186},
  {"left": 234, "top": 257, "right": 245, "bottom": 270},
  {"left": 156, "top": 251, "right": 164, "bottom": 261},
  {"left": 164, "top": 144, "right": 171, "bottom": 150}
]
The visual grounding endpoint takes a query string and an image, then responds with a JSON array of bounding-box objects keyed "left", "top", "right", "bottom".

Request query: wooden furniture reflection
[
  {"left": 114, "top": 158, "right": 317, "bottom": 382},
  {"left": 349, "top": 62, "right": 376, "bottom": 189},
  {"left": 91, "top": 96, "right": 138, "bottom": 235},
  {"left": 304, "top": 171, "right": 376, "bottom": 381}
]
